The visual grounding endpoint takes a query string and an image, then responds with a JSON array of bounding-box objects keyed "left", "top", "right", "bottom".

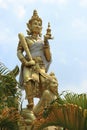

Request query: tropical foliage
[
  {"left": 1, "top": 61, "right": 87, "bottom": 130},
  {"left": 60, "top": 91, "right": 87, "bottom": 109},
  {"left": 32, "top": 92, "right": 87, "bottom": 130},
  {"left": 0, "top": 62, "right": 21, "bottom": 130}
]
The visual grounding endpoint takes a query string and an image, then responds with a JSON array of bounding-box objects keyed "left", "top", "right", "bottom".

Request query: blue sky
[{"left": 0, "top": 0, "right": 87, "bottom": 95}]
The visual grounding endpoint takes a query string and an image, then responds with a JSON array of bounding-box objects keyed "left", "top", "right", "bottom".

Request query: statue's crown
[
  {"left": 26, "top": 10, "right": 42, "bottom": 36},
  {"left": 29, "top": 10, "right": 42, "bottom": 23}
]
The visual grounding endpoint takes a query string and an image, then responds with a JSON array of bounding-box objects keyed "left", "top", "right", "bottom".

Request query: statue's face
[
  {"left": 31, "top": 20, "right": 42, "bottom": 34},
  {"left": 50, "top": 81, "right": 58, "bottom": 95}
]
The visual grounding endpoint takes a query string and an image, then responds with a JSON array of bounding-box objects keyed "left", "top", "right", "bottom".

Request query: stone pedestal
[
  {"left": 19, "top": 124, "right": 63, "bottom": 130},
  {"left": 18, "top": 108, "right": 63, "bottom": 130},
  {"left": 19, "top": 125, "right": 32, "bottom": 130},
  {"left": 44, "top": 126, "right": 63, "bottom": 130},
  {"left": 19, "top": 108, "right": 36, "bottom": 130}
]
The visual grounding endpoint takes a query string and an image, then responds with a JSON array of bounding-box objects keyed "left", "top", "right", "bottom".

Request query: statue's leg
[
  {"left": 33, "top": 90, "right": 51, "bottom": 116},
  {"left": 23, "top": 66, "right": 34, "bottom": 110},
  {"left": 24, "top": 81, "right": 34, "bottom": 109}
]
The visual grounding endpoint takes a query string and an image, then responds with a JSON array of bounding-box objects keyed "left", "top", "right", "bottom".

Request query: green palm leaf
[
  {"left": 0, "top": 62, "right": 20, "bottom": 130},
  {"left": 0, "top": 62, "right": 20, "bottom": 108}
]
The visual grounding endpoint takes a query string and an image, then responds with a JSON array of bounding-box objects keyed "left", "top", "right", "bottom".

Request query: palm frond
[
  {"left": 0, "top": 62, "right": 21, "bottom": 130},
  {"left": 8, "top": 65, "right": 19, "bottom": 77},
  {"left": 60, "top": 91, "right": 87, "bottom": 109},
  {"left": 0, "top": 62, "right": 19, "bottom": 77},
  {"left": 0, "top": 118, "right": 19, "bottom": 130},
  {"left": 0, "top": 62, "right": 10, "bottom": 75},
  {"left": 33, "top": 91, "right": 87, "bottom": 130},
  {"left": 49, "top": 91, "right": 87, "bottom": 110},
  {"left": 0, "top": 62, "right": 21, "bottom": 109}
]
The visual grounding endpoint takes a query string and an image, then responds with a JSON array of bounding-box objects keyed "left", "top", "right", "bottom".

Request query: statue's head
[
  {"left": 49, "top": 72, "right": 58, "bottom": 95},
  {"left": 50, "top": 80, "right": 58, "bottom": 95},
  {"left": 27, "top": 10, "right": 42, "bottom": 36}
]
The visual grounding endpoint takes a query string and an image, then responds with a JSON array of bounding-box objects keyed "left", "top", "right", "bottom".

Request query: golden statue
[{"left": 17, "top": 10, "right": 58, "bottom": 114}]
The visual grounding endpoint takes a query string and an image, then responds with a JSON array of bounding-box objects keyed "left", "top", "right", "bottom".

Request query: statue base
[
  {"left": 19, "top": 108, "right": 36, "bottom": 130},
  {"left": 18, "top": 108, "right": 62, "bottom": 130}
]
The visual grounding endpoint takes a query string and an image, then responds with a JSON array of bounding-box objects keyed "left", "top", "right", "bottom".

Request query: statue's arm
[
  {"left": 43, "top": 39, "right": 52, "bottom": 62},
  {"left": 17, "top": 41, "right": 27, "bottom": 65},
  {"left": 17, "top": 41, "right": 35, "bottom": 66}
]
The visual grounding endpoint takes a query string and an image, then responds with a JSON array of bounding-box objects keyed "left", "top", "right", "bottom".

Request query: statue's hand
[
  {"left": 25, "top": 60, "right": 35, "bottom": 66},
  {"left": 44, "top": 35, "right": 48, "bottom": 42}
]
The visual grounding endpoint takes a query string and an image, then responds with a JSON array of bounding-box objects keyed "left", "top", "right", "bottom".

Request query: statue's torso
[{"left": 25, "top": 37, "right": 51, "bottom": 71}]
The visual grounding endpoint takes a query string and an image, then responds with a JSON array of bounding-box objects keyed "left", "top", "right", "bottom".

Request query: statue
[
  {"left": 17, "top": 10, "right": 59, "bottom": 130},
  {"left": 17, "top": 10, "right": 58, "bottom": 123}
]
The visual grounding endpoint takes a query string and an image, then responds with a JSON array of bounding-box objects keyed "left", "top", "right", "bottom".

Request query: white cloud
[
  {"left": 0, "top": 27, "right": 10, "bottom": 43},
  {"left": 0, "top": 0, "right": 8, "bottom": 9},
  {"left": 0, "top": 0, "right": 68, "bottom": 11},
  {"left": 0, "top": 0, "right": 68, "bottom": 19},
  {"left": 14, "top": 5, "right": 26, "bottom": 19},
  {"left": 41, "top": 0, "right": 68, "bottom": 5},
  {"left": 0, "top": 0, "right": 37, "bottom": 19},
  {"left": 64, "top": 80, "right": 87, "bottom": 94},
  {"left": 0, "top": 25, "right": 17, "bottom": 46},
  {"left": 0, "top": 0, "right": 37, "bottom": 10},
  {"left": 74, "top": 58, "right": 87, "bottom": 69},
  {"left": 58, "top": 0, "right": 67, "bottom": 4},
  {"left": 79, "top": 61, "right": 87, "bottom": 69},
  {"left": 60, "top": 58, "right": 67, "bottom": 65},
  {"left": 58, "top": 51, "right": 68, "bottom": 65},
  {"left": 80, "top": 0, "right": 87, "bottom": 7},
  {"left": 0, "top": 0, "right": 67, "bottom": 6},
  {"left": 72, "top": 18, "right": 87, "bottom": 33},
  {"left": 0, "top": 1, "right": 26, "bottom": 19}
]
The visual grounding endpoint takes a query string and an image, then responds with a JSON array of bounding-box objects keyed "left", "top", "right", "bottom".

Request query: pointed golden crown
[
  {"left": 26, "top": 10, "right": 42, "bottom": 35},
  {"left": 28, "top": 10, "right": 42, "bottom": 24}
]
